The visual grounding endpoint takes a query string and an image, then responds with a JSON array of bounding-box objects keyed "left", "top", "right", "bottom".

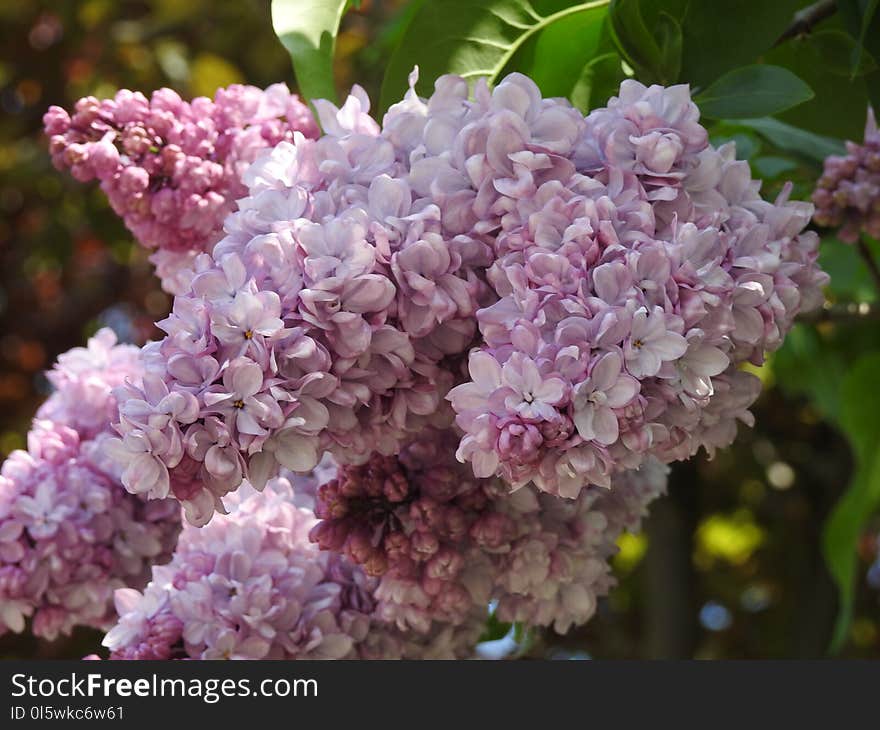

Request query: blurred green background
[{"left": 0, "top": 0, "right": 877, "bottom": 659}]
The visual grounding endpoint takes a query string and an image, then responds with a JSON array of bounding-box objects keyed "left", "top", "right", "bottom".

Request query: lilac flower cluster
[
  {"left": 489, "top": 456, "right": 667, "bottom": 632},
  {"left": 307, "top": 428, "right": 667, "bottom": 636},
  {"left": 0, "top": 330, "right": 180, "bottom": 640},
  {"left": 108, "top": 72, "right": 825, "bottom": 519},
  {"left": 812, "top": 108, "right": 880, "bottom": 242},
  {"left": 44, "top": 84, "right": 319, "bottom": 293},
  {"left": 444, "top": 76, "right": 827, "bottom": 495},
  {"left": 309, "top": 428, "right": 508, "bottom": 630},
  {"left": 107, "top": 85, "right": 493, "bottom": 524},
  {"left": 102, "top": 474, "right": 483, "bottom": 660}
]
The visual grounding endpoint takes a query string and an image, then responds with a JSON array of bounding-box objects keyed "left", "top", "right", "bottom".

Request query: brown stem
[
  {"left": 801, "top": 301, "right": 880, "bottom": 324},
  {"left": 642, "top": 463, "right": 699, "bottom": 659},
  {"left": 774, "top": 0, "right": 837, "bottom": 46}
]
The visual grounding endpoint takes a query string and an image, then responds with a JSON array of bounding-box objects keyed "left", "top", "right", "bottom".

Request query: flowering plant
[{"left": 5, "top": 0, "right": 880, "bottom": 659}]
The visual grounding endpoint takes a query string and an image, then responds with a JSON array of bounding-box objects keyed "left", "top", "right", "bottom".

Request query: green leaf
[
  {"left": 271, "top": 0, "right": 350, "bottom": 104},
  {"left": 819, "top": 236, "right": 880, "bottom": 304},
  {"left": 672, "top": 0, "right": 813, "bottom": 89},
  {"left": 837, "top": 0, "right": 879, "bottom": 72},
  {"left": 823, "top": 352, "right": 880, "bottom": 652},
  {"left": 379, "top": 0, "right": 610, "bottom": 114},
  {"left": 655, "top": 11, "right": 683, "bottom": 83},
  {"left": 569, "top": 51, "right": 627, "bottom": 111},
  {"left": 836, "top": 0, "right": 880, "bottom": 108},
  {"left": 608, "top": 0, "right": 680, "bottom": 84},
  {"left": 478, "top": 612, "right": 513, "bottom": 643},
  {"left": 732, "top": 117, "right": 845, "bottom": 162},
  {"left": 752, "top": 155, "right": 798, "bottom": 178},
  {"left": 854, "top": 0, "right": 880, "bottom": 74},
  {"left": 772, "top": 325, "right": 848, "bottom": 422},
  {"left": 765, "top": 24, "right": 870, "bottom": 140},
  {"left": 501, "top": 2, "right": 608, "bottom": 99},
  {"left": 808, "top": 29, "right": 877, "bottom": 77},
  {"left": 696, "top": 65, "right": 814, "bottom": 119}
]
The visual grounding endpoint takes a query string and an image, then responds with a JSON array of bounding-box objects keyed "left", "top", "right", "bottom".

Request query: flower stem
[{"left": 857, "top": 236, "right": 880, "bottom": 293}]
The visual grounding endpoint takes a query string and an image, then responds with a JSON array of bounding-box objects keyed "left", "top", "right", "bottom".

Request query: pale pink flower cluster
[
  {"left": 44, "top": 84, "right": 319, "bottom": 293},
  {"left": 307, "top": 428, "right": 667, "bottom": 636},
  {"left": 102, "top": 474, "right": 482, "bottom": 660},
  {"left": 0, "top": 330, "right": 180, "bottom": 640},
  {"left": 109, "top": 73, "right": 825, "bottom": 516},
  {"left": 107, "top": 86, "right": 493, "bottom": 524},
  {"left": 490, "top": 456, "right": 667, "bottom": 632},
  {"left": 444, "top": 77, "right": 827, "bottom": 495},
  {"left": 812, "top": 108, "right": 880, "bottom": 242}
]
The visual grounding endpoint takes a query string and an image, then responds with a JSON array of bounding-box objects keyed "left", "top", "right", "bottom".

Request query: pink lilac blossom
[
  {"left": 109, "top": 72, "right": 825, "bottom": 520},
  {"left": 44, "top": 84, "right": 319, "bottom": 293},
  {"left": 812, "top": 108, "right": 880, "bottom": 242},
  {"left": 307, "top": 429, "right": 668, "bottom": 636},
  {"left": 107, "top": 85, "right": 492, "bottom": 525},
  {"left": 309, "top": 428, "right": 505, "bottom": 631},
  {"left": 443, "top": 75, "right": 827, "bottom": 496},
  {"left": 102, "top": 473, "right": 482, "bottom": 660},
  {"left": 0, "top": 330, "right": 180, "bottom": 640},
  {"left": 489, "top": 455, "right": 667, "bottom": 632}
]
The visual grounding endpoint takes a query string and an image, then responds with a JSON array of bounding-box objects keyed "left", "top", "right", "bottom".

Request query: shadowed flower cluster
[
  {"left": 44, "top": 84, "right": 319, "bottom": 293},
  {"left": 308, "top": 428, "right": 668, "bottom": 636},
  {"left": 812, "top": 108, "right": 880, "bottom": 242},
  {"left": 0, "top": 330, "right": 180, "bottom": 640}
]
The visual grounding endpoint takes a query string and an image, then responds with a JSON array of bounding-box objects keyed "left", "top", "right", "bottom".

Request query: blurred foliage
[{"left": 4, "top": 0, "right": 880, "bottom": 660}]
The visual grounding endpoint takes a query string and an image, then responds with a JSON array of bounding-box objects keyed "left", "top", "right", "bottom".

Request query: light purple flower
[
  {"left": 573, "top": 351, "right": 639, "bottom": 445},
  {"left": 624, "top": 306, "right": 688, "bottom": 378},
  {"left": 0, "top": 330, "right": 180, "bottom": 641}
]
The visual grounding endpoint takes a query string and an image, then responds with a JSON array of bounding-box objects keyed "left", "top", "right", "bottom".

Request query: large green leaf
[
  {"left": 823, "top": 352, "right": 880, "bottom": 652},
  {"left": 836, "top": 0, "right": 880, "bottom": 108},
  {"left": 379, "top": 0, "right": 609, "bottom": 113},
  {"left": 820, "top": 236, "right": 880, "bottom": 304},
  {"left": 732, "top": 118, "right": 845, "bottom": 163},
  {"left": 695, "top": 65, "right": 814, "bottom": 119},
  {"left": 501, "top": 5, "right": 607, "bottom": 100},
  {"left": 671, "top": 0, "right": 812, "bottom": 88},
  {"left": 608, "top": 0, "right": 681, "bottom": 84},
  {"left": 568, "top": 51, "right": 627, "bottom": 111},
  {"left": 765, "top": 24, "right": 870, "bottom": 140},
  {"left": 837, "top": 0, "right": 880, "bottom": 70},
  {"left": 772, "top": 325, "right": 848, "bottom": 422},
  {"left": 271, "top": 0, "right": 350, "bottom": 104}
]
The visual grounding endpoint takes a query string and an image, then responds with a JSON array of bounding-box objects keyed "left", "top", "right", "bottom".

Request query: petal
[
  {"left": 113, "top": 588, "right": 144, "bottom": 616},
  {"left": 573, "top": 406, "right": 596, "bottom": 441},
  {"left": 230, "top": 361, "right": 264, "bottom": 398},
  {"left": 591, "top": 406, "right": 620, "bottom": 446},
  {"left": 688, "top": 345, "right": 729, "bottom": 376},
  {"left": 470, "top": 449, "right": 499, "bottom": 478},
  {"left": 274, "top": 432, "right": 319, "bottom": 472},
  {"left": 123, "top": 453, "right": 169, "bottom": 498},
  {"left": 605, "top": 375, "right": 639, "bottom": 407},
  {"left": 651, "top": 332, "right": 688, "bottom": 360},
  {"left": 468, "top": 351, "right": 502, "bottom": 392},
  {"left": 590, "top": 351, "right": 622, "bottom": 391}
]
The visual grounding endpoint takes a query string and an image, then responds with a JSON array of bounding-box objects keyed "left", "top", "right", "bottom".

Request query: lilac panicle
[
  {"left": 102, "top": 473, "right": 483, "bottom": 660},
  {"left": 812, "top": 108, "right": 880, "bottom": 242},
  {"left": 0, "top": 329, "right": 180, "bottom": 640},
  {"left": 44, "top": 85, "right": 319, "bottom": 293},
  {"left": 108, "top": 72, "right": 826, "bottom": 521}
]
